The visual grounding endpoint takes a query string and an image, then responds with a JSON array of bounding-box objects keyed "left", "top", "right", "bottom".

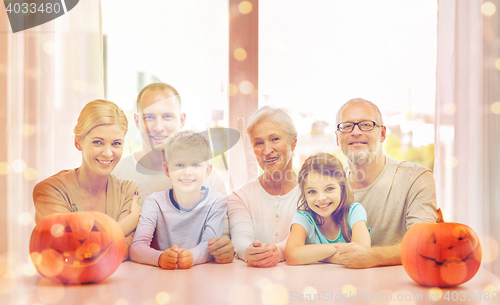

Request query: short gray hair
[
  {"left": 246, "top": 106, "right": 297, "bottom": 142},
  {"left": 336, "top": 98, "right": 384, "bottom": 125}
]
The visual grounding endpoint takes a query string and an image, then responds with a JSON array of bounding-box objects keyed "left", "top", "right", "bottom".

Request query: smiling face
[
  {"left": 336, "top": 102, "right": 386, "bottom": 165},
  {"left": 304, "top": 171, "right": 342, "bottom": 219},
  {"left": 135, "top": 89, "right": 186, "bottom": 152},
  {"left": 250, "top": 120, "right": 297, "bottom": 175},
  {"left": 76, "top": 124, "right": 125, "bottom": 177},
  {"left": 164, "top": 151, "right": 211, "bottom": 195}
]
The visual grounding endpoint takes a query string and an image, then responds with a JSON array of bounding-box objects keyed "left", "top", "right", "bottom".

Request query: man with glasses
[{"left": 333, "top": 98, "right": 438, "bottom": 268}]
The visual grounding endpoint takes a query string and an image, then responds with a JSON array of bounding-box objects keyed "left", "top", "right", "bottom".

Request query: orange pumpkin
[
  {"left": 401, "top": 210, "right": 482, "bottom": 287},
  {"left": 30, "top": 211, "right": 126, "bottom": 284}
]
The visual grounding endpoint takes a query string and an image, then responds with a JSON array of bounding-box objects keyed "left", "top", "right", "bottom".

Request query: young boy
[
  {"left": 113, "top": 82, "right": 233, "bottom": 263},
  {"left": 130, "top": 131, "right": 227, "bottom": 269}
]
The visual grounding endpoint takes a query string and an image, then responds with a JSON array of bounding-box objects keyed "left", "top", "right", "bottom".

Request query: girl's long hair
[{"left": 297, "top": 153, "right": 354, "bottom": 242}]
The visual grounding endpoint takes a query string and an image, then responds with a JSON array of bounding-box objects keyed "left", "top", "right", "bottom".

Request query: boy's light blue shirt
[
  {"left": 130, "top": 186, "right": 227, "bottom": 266},
  {"left": 291, "top": 202, "right": 369, "bottom": 244}
]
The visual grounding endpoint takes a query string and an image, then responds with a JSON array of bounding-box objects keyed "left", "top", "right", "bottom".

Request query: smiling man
[
  {"left": 112, "top": 83, "right": 233, "bottom": 263},
  {"left": 333, "top": 98, "right": 438, "bottom": 268}
]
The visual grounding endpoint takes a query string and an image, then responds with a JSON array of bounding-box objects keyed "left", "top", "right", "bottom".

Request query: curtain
[
  {"left": 436, "top": 0, "right": 500, "bottom": 276},
  {"left": 0, "top": 0, "right": 104, "bottom": 277}
]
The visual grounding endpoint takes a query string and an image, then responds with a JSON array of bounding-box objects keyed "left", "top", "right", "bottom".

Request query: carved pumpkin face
[
  {"left": 401, "top": 222, "right": 482, "bottom": 287},
  {"left": 30, "top": 211, "right": 126, "bottom": 284}
]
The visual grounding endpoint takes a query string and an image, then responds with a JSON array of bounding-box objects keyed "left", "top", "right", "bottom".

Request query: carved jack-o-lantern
[
  {"left": 401, "top": 211, "right": 482, "bottom": 287},
  {"left": 30, "top": 211, "right": 126, "bottom": 284}
]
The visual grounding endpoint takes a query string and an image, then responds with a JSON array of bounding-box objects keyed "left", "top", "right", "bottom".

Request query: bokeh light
[
  {"left": 73, "top": 80, "right": 87, "bottom": 92},
  {"left": 0, "top": 162, "right": 9, "bottom": 175},
  {"left": 428, "top": 288, "right": 442, "bottom": 301},
  {"left": 445, "top": 156, "right": 458, "bottom": 169},
  {"left": 233, "top": 48, "right": 247, "bottom": 61},
  {"left": 271, "top": 267, "right": 285, "bottom": 280},
  {"left": 341, "top": 284, "right": 357, "bottom": 298},
  {"left": 229, "top": 83, "right": 238, "bottom": 96},
  {"left": 303, "top": 286, "right": 317, "bottom": 297},
  {"left": 228, "top": 284, "right": 255, "bottom": 305},
  {"left": 19, "top": 212, "right": 33, "bottom": 226},
  {"left": 261, "top": 283, "right": 288, "bottom": 305},
  {"left": 258, "top": 278, "right": 272, "bottom": 290},
  {"left": 51, "top": 224, "right": 65, "bottom": 238},
  {"left": 491, "top": 101, "right": 500, "bottom": 114},
  {"left": 11, "top": 159, "right": 26, "bottom": 173},
  {"left": 239, "top": 81, "right": 254, "bottom": 95},
  {"left": 23, "top": 261, "right": 37, "bottom": 276},
  {"left": 116, "top": 298, "right": 129, "bottom": 305},
  {"left": 30, "top": 252, "right": 42, "bottom": 265},
  {"left": 43, "top": 41, "right": 55, "bottom": 54},
  {"left": 480, "top": 236, "right": 499, "bottom": 264},
  {"left": 441, "top": 261, "right": 467, "bottom": 286},
  {"left": 496, "top": 59, "right": 500, "bottom": 71},
  {"left": 442, "top": 103, "right": 457, "bottom": 115},
  {"left": 238, "top": 1, "right": 253, "bottom": 14},
  {"left": 36, "top": 250, "right": 64, "bottom": 278},
  {"left": 23, "top": 167, "right": 38, "bottom": 181},
  {"left": 23, "top": 124, "right": 35, "bottom": 136},
  {"left": 155, "top": 292, "right": 170, "bottom": 304},
  {"left": 484, "top": 284, "right": 498, "bottom": 295},
  {"left": 0, "top": 267, "right": 16, "bottom": 294},
  {"left": 481, "top": 2, "right": 496, "bottom": 16}
]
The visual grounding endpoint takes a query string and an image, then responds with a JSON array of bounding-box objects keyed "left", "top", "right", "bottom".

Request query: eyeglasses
[{"left": 337, "top": 121, "right": 383, "bottom": 133}]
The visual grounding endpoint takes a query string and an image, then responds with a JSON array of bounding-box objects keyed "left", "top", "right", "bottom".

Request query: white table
[{"left": 1, "top": 260, "right": 499, "bottom": 304}]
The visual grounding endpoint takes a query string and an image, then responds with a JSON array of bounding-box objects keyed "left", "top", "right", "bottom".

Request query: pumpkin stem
[{"left": 436, "top": 208, "right": 444, "bottom": 223}]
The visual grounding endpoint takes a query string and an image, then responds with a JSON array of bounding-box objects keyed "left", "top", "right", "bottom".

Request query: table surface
[{"left": 1, "top": 260, "right": 499, "bottom": 305}]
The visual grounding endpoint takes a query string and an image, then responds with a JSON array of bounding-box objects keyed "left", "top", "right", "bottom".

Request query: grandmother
[
  {"left": 228, "top": 106, "right": 299, "bottom": 267},
  {"left": 33, "top": 100, "right": 141, "bottom": 261}
]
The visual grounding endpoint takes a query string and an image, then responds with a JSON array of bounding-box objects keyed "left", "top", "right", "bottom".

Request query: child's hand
[
  {"left": 130, "top": 191, "right": 141, "bottom": 214},
  {"left": 177, "top": 249, "right": 193, "bottom": 269},
  {"left": 158, "top": 245, "right": 179, "bottom": 270}
]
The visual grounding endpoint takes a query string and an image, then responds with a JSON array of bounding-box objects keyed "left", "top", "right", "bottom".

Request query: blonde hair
[
  {"left": 162, "top": 130, "right": 211, "bottom": 164},
  {"left": 297, "top": 153, "right": 354, "bottom": 242},
  {"left": 246, "top": 106, "right": 297, "bottom": 142},
  {"left": 73, "top": 100, "right": 128, "bottom": 139},
  {"left": 136, "top": 82, "right": 181, "bottom": 112}
]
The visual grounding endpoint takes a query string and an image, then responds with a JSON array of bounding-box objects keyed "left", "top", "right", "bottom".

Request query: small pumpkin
[
  {"left": 30, "top": 211, "right": 126, "bottom": 284},
  {"left": 401, "top": 209, "right": 482, "bottom": 287}
]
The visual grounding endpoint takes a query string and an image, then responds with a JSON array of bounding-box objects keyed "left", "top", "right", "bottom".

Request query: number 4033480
[
  {"left": 5, "top": 2, "right": 62, "bottom": 14},
  {"left": 441, "top": 290, "right": 498, "bottom": 302}
]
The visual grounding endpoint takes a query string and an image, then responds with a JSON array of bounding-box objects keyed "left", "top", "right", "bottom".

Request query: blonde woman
[{"left": 33, "top": 100, "right": 141, "bottom": 260}]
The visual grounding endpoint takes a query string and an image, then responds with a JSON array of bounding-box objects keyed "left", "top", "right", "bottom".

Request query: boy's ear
[
  {"left": 205, "top": 164, "right": 212, "bottom": 178},
  {"left": 164, "top": 162, "right": 170, "bottom": 178}
]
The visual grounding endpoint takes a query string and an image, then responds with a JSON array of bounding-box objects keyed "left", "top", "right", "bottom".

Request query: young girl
[{"left": 285, "top": 153, "right": 370, "bottom": 265}]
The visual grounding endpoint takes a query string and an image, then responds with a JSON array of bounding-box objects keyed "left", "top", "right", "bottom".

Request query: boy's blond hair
[{"left": 162, "top": 130, "right": 211, "bottom": 164}]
